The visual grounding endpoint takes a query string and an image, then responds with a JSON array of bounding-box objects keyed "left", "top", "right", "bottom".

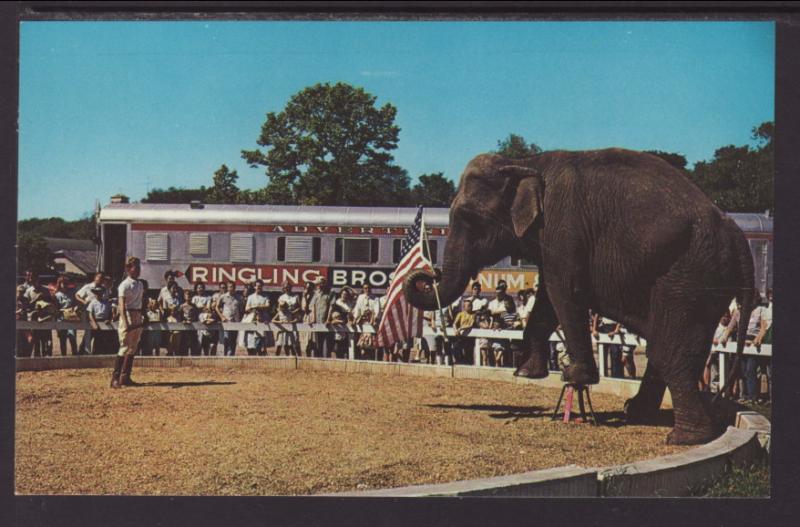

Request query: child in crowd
[
  {"left": 198, "top": 305, "right": 216, "bottom": 356},
  {"left": 143, "top": 298, "right": 163, "bottom": 356},
  {"left": 477, "top": 314, "right": 492, "bottom": 366},
  {"left": 490, "top": 314, "right": 506, "bottom": 367},
  {"left": 273, "top": 300, "right": 297, "bottom": 356},
  {"left": 179, "top": 290, "right": 199, "bottom": 356}
]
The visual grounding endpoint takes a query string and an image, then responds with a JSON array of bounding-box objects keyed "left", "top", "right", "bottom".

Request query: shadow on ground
[
  {"left": 426, "top": 403, "right": 677, "bottom": 427},
  {"left": 136, "top": 381, "right": 237, "bottom": 389},
  {"left": 425, "top": 403, "right": 549, "bottom": 420}
]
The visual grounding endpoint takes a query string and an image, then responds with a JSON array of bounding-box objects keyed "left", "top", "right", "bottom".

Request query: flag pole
[{"left": 421, "top": 208, "right": 451, "bottom": 345}]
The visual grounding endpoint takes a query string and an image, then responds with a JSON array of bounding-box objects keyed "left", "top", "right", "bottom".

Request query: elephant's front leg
[
  {"left": 545, "top": 274, "right": 599, "bottom": 385},
  {"left": 514, "top": 283, "right": 558, "bottom": 379}
]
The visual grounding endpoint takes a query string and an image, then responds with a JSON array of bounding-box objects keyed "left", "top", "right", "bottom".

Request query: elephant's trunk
[{"left": 403, "top": 253, "right": 473, "bottom": 311}]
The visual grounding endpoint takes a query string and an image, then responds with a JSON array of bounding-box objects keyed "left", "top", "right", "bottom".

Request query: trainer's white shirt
[{"left": 118, "top": 276, "right": 144, "bottom": 311}]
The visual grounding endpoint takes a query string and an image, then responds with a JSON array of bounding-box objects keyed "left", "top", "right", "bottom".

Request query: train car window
[
  {"left": 189, "top": 233, "right": 209, "bottom": 256},
  {"left": 423, "top": 240, "right": 438, "bottom": 264},
  {"left": 145, "top": 233, "right": 169, "bottom": 261},
  {"left": 230, "top": 233, "right": 254, "bottom": 263},
  {"left": 285, "top": 236, "right": 314, "bottom": 263},
  {"left": 277, "top": 237, "right": 286, "bottom": 261},
  {"left": 371, "top": 239, "right": 379, "bottom": 264},
  {"left": 510, "top": 257, "right": 535, "bottom": 267},
  {"left": 312, "top": 237, "right": 321, "bottom": 262},
  {"left": 392, "top": 239, "right": 402, "bottom": 263},
  {"left": 335, "top": 238, "right": 373, "bottom": 264}
]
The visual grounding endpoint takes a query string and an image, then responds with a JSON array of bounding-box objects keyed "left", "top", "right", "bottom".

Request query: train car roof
[
  {"left": 98, "top": 203, "right": 772, "bottom": 234},
  {"left": 99, "top": 203, "right": 451, "bottom": 228}
]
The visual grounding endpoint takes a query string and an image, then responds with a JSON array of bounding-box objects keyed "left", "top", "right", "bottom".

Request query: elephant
[{"left": 404, "top": 148, "right": 754, "bottom": 445}]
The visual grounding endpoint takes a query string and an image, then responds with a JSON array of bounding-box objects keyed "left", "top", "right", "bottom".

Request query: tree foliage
[
  {"left": 691, "top": 121, "right": 773, "bottom": 213},
  {"left": 645, "top": 150, "right": 689, "bottom": 172},
  {"left": 205, "top": 164, "right": 241, "bottom": 204},
  {"left": 495, "top": 133, "right": 542, "bottom": 159},
  {"left": 242, "top": 82, "right": 408, "bottom": 206},
  {"left": 141, "top": 186, "right": 208, "bottom": 204},
  {"left": 18, "top": 216, "right": 95, "bottom": 240},
  {"left": 409, "top": 173, "right": 456, "bottom": 207},
  {"left": 17, "top": 232, "right": 55, "bottom": 275}
]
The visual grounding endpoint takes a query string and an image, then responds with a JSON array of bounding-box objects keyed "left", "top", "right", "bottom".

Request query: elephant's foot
[
  {"left": 513, "top": 350, "right": 549, "bottom": 379},
  {"left": 561, "top": 360, "right": 599, "bottom": 385},
  {"left": 624, "top": 394, "right": 663, "bottom": 424},
  {"left": 665, "top": 424, "right": 717, "bottom": 445}
]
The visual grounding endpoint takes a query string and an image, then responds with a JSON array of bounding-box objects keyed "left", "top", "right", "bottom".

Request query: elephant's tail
[{"left": 716, "top": 224, "right": 755, "bottom": 400}]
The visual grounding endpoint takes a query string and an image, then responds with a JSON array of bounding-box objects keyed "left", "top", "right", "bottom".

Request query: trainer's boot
[
  {"left": 110, "top": 355, "right": 124, "bottom": 389},
  {"left": 119, "top": 354, "right": 140, "bottom": 387}
]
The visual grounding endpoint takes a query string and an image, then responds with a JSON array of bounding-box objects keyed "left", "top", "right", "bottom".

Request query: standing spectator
[
  {"left": 592, "top": 313, "right": 624, "bottom": 378},
  {"left": 489, "top": 315, "right": 506, "bottom": 367},
  {"left": 87, "top": 286, "right": 113, "bottom": 354},
  {"left": 755, "top": 288, "right": 773, "bottom": 403},
  {"left": 477, "top": 313, "right": 492, "bottom": 366},
  {"left": 502, "top": 298, "right": 522, "bottom": 367},
  {"left": 74, "top": 271, "right": 105, "bottom": 354},
  {"left": 216, "top": 280, "right": 243, "bottom": 356},
  {"left": 54, "top": 276, "right": 78, "bottom": 355},
  {"left": 16, "top": 284, "right": 32, "bottom": 357},
  {"left": 244, "top": 279, "right": 272, "bottom": 356},
  {"left": 353, "top": 283, "right": 380, "bottom": 359},
  {"left": 620, "top": 324, "right": 637, "bottom": 379},
  {"left": 277, "top": 281, "right": 300, "bottom": 354},
  {"left": 158, "top": 271, "right": 181, "bottom": 314},
  {"left": 164, "top": 282, "right": 183, "bottom": 356},
  {"left": 702, "top": 312, "right": 731, "bottom": 393},
  {"left": 179, "top": 290, "right": 199, "bottom": 355},
  {"left": 299, "top": 281, "right": 316, "bottom": 357},
  {"left": 467, "top": 281, "right": 488, "bottom": 314},
  {"left": 143, "top": 298, "right": 163, "bottom": 356},
  {"left": 309, "top": 277, "right": 335, "bottom": 358},
  {"left": 721, "top": 291, "right": 769, "bottom": 403},
  {"left": 210, "top": 282, "right": 227, "bottom": 355},
  {"left": 29, "top": 287, "right": 57, "bottom": 357},
  {"left": 273, "top": 300, "right": 297, "bottom": 356},
  {"left": 328, "top": 288, "right": 355, "bottom": 358},
  {"left": 110, "top": 257, "right": 145, "bottom": 388}
]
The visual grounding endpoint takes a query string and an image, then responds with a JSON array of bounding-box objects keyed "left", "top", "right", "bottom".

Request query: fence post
[
  {"left": 597, "top": 340, "right": 606, "bottom": 379},
  {"left": 719, "top": 350, "right": 727, "bottom": 392},
  {"left": 348, "top": 333, "right": 355, "bottom": 360}
]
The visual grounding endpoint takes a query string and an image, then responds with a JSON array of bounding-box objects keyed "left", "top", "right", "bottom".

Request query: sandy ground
[{"left": 15, "top": 366, "right": 689, "bottom": 496}]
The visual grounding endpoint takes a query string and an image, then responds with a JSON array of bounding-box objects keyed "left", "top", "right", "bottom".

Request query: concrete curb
[
  {"left": 16, "top": 355, "right": 770, "bottom": 496},
  {"left": 596, "top": 426, "right": 763, "bottom": 497},
  {"left": 331, "top": 465, "right": 598, "bottom": 497}
]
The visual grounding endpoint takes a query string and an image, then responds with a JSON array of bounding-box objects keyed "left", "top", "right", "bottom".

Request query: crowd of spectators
[{"left": 15, "top": 270, "right": 773, "bottom": 402}]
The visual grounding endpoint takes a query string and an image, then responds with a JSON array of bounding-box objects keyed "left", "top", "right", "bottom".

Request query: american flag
[{"left": 375, "top": 206, "right": 434, "bottom": 348}]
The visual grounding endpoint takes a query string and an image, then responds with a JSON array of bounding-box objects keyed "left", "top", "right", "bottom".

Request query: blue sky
[{"left": 19, "top": 21, "right": 774, "bottom": 220}]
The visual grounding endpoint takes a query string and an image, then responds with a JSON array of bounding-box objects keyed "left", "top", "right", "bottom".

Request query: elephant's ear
[{"left": 498, "top": 165, "right": 544, "bottom": 238}]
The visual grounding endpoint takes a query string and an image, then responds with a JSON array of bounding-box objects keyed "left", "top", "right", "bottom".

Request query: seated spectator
[
  {"left": 476, "top": 313, "right": 492, "bottom": 366},
  {"left": 467, "top": 281, "right": 488, "bottom": 314},
  {"left": 452, "top": 298, "right": 477, "bottom": 364},
  {"left": 489, "top": 314, "right": 506, "bottom": 367}
]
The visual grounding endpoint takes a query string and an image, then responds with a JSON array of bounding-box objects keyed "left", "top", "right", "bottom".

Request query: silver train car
[{"left": 97, "top": 200, "right": 772, "bottom": 295}]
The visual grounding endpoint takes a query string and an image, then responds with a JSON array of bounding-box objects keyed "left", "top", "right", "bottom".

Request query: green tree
[
  {"left": 141, "top": 186, "right": 207, "bottom": 204},
  {"left": 495, "top": 133, "right": 542, "bottom": 159},
  {"left": 205, "top": 164, "right": 241, "bottom": 204},
  {"left": 410, "top": 172, "right": 456, "bottom": 207},
  {"left": 17, "top": 232, "right": 54, "bottom": 275},
  {"left": 645, "top": 150, "right": 689, "bottom": 172},
  {"left": 691, "top": 121, "right": 773, "bottom": 213},
  {"left": 242, "top": 82, "right": 409, "bottom": 206},
  {"left": 18, "top": 216, "right": 95, "bottom": 239}
]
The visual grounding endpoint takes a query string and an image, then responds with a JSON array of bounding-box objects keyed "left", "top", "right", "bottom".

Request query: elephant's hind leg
[
  {"left": 660, "top": 333, "right": 718, "bottom": 445},
  {"left": 624, "top": 361, "right": 667, "bottom": 423}
]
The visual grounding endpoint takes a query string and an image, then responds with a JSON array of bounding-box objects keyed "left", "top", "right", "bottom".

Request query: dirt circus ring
[{"left": 15, "top": 356, "right": 768, "bottom": 496}]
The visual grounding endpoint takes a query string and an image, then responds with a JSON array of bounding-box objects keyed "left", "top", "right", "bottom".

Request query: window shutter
[
  {"left": 189, "top": 233, "right": 209, "bottom": 256},
  {"left": 285, "top": 236, "right": 313, "bottom": 263},
  {"left": 230, "top": 233, "right": 254, "bottom": 263},
  {"left": 145, "top": 233, "right": 169, "bottom": 261}
]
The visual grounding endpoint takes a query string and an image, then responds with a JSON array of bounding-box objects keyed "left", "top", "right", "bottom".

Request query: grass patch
[{"left": 691, "top": 459, "right": 770, "bottom": 497}]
